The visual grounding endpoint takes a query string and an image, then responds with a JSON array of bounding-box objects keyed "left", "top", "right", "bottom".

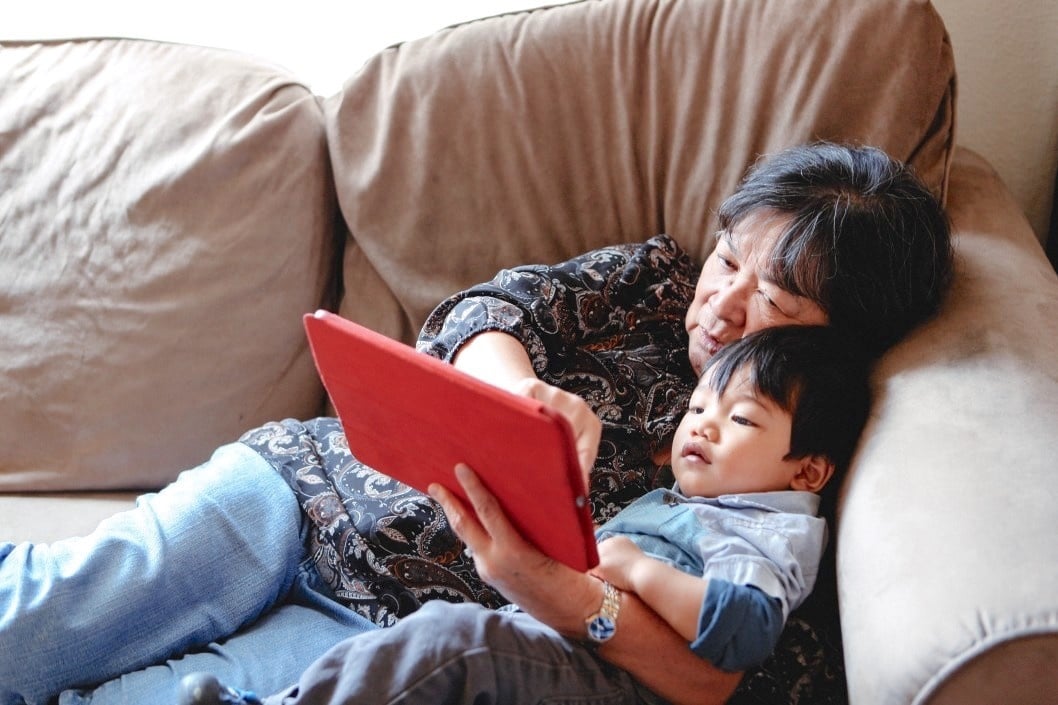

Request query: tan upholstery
[
  {"left": 0, "top": 39, "right": 339, "bottom": 491},
  {"left": 840, "top": 148, "right": 1058, "bottom": 705},
  {"left": 328, "top": 0, "right": 955, "bottom": 344},
  {"left": 2, "top": 2, "right": 1056, "bottom": 703}
]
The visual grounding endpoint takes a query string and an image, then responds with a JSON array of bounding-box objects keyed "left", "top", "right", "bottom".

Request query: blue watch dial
[{"left": 587, "top": 614, "right": 617, "bottom": 642}]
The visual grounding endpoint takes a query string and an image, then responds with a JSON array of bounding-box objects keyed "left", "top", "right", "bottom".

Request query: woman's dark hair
[
  {"left": 704, "top": 325, "right": 872, "bottom": 477},
  {"left": 717, "top": 142, "right": 954, "bottom": 356}
]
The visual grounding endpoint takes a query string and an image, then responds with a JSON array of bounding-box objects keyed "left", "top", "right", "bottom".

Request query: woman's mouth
[
  {"left": 696, "top": 329, "right": 724, "bottom": 357},
  {"left": 688, "top": 325, "right": 728, "bottom": 374}
]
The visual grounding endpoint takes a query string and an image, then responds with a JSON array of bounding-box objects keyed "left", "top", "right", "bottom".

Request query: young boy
[{"left": 181, "top": 324, "right": 871, "bottom": 705}]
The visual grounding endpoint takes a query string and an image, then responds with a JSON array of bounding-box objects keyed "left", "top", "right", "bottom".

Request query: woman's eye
[
  {"left": 758, "top": 291, "right": 780, "bottom": 310},
  {"left": 758, "top": 291, "right": 790, "bottom": 316},
  {"left": 718, "top": 256, "right": 736, "bottom": 271}
]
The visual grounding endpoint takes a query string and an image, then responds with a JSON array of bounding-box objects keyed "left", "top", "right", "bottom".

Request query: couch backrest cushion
[
  {"left": 327, "top": 0, "right": 955, "bottom": 344},
  {"left": 0, "top": 39, "right": 338, "bottom": 491}
]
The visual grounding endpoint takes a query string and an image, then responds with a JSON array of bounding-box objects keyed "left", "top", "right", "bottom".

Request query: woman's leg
[
  {"left": 57, "top": 569, "right": 379, "bottom": 705},
  {"left": 0, "top": 442, "right": 304, "bottom": 705},
  {"left": 262, "top": 602, "right": 646, "bottom": 705}
]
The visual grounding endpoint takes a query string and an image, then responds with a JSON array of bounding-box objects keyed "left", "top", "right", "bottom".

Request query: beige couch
[{"left": 2, "top": 0, "right": 1056, "bottom": 703}]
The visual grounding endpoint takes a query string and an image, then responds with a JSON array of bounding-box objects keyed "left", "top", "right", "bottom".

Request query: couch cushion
[
  {"left": 326, "top": 0, "right": 955, "bottom": 344},
  {"left": 0, "top": 493, "right": 138, "bottom": 544},
  {"left": 0, "top": 38, "right": 339, "bottom": 491}
]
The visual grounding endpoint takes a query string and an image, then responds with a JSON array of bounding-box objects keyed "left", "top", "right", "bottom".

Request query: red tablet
[{"left": 303, "top": 310, "right": 599, "bottom": 572}]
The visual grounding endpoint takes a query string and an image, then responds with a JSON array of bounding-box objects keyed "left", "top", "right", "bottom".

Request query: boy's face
[
  {"left": 685, "top": 211, "right": 829, "bottom": 375},
  {"left": 671, "top": 365, "right": 819, "bottom": 498}
]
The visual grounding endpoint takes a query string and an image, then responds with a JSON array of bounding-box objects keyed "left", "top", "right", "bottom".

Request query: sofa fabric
[
  {"left": 328, "top": 0, "right": 955, "bottom": 344},
  {"left": 3, "top": 1, "right": 1058, "bottom": 704},
  {"left": 0, "top": 0, "right": 955, "bottom": 492},
  {"left": 839, "top": 148, "right": 1058, "bottom": 705},
  {"left": 0, "top": 39, "right": 340, "bottom": 491}
]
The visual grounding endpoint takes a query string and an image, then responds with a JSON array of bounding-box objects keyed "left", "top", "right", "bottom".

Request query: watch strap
[{"left": 584, "top": 580, "right": 621, "bottom": 643}]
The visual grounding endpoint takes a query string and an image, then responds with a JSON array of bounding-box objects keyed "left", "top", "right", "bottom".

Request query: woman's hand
[
  {"left": 429, "top": 463, "right": 599, "bottom": 632},
  {"left": 452, "top": 331, "right": 601, "bottom": 487},
  {"left": 430, "top": 465, "right": 743, "bottom": 705},
  {"left": 511, "top": 377, "right": 600, "bottom": 489}
]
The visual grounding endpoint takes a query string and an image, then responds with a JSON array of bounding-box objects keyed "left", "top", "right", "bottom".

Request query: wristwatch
[{"left": 584, "top": 580, "right": 621, "bottom": 643}]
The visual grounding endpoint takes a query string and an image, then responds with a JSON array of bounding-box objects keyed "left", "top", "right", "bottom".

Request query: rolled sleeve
[
  {"left": 416, "top": 294, "right": 541, "bottom": 363},
  {"left": 691, "top": 579, "right": 784, "bottom": 672},
  {"left": 416, "top": 236, "right": 694, "bottom": 374}
]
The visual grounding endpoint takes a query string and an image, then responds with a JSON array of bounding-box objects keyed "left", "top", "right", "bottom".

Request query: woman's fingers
[
  {"left": 432, "top": 464, "right": 550, "bottom": 591},
  {"left": 452, "top": 464, "right": 510, "bottom": 539},
  {"left": 428, "top": 474, "right": 486, "bottom": 550},
  {"left": 435, "top": 465, "right": 599, "bottom": 637},
  {"left": 448, "top": 463, "right": 533, "bottom": 561},
  {"left": 513, "top": 378, "right": 600, "bottom": 486}
]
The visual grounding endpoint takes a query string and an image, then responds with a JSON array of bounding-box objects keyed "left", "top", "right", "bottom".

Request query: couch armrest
[{"left": 838, "top": 146, "right": 1058, "bottom": 705}]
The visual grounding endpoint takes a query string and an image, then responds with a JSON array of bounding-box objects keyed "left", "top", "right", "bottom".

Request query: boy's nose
[{"left": 696, "top": 421, "right": 718, "bottom": 442}]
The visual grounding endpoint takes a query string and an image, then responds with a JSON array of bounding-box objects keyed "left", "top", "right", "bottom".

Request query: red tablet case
[{"left": 303, "top": 310, "right": 599, "bottom": 572}]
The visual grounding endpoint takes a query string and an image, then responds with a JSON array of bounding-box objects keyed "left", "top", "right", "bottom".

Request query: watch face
[{"left": 588, "top": 614, "right": 616, "bottom": 642}]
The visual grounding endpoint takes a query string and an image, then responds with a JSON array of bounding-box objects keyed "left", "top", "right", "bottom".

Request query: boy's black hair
[
  {"left": 702, "top": 325, "right": 872, "bottom": 477},
  {"left": 718, "top": 142, "right": 954, "bottom": 357}
]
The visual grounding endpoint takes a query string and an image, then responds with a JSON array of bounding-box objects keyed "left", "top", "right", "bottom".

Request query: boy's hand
[
  {"left": 593, "top": 535, "right": 648, "bottom": 592},
  {"left": 597, "top": 535, "right": 711, "bottom": 644}
]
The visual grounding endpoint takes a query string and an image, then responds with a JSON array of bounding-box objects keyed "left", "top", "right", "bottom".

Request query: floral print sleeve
[
  {"left": 417, "top": 234, "right": 700, "bottom": 520},
  {"left": 417, "top": 234, "right": 696, "bottom": 373}
]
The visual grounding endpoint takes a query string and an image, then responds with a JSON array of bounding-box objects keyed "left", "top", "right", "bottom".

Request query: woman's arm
[
  {"left": 451, "top": 331, "right": 601, "bottom": 488},
  {"left": 418, "top": 236, "right": 696, "bottom": 380},
  {"left": 430, "top": 465, "right": 742, "bottom": 705}
]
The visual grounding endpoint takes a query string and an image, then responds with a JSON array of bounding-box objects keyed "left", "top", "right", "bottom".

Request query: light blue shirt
[{"left": 595, "top": 487, "right": 826, "bottom": 620}]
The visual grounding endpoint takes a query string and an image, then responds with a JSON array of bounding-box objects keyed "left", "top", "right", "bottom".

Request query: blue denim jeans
[
  {"left": 262, "top": 602, "right": 663, "bottom": 705},
  {"left": 0, "top": 442, "right": 376, "bottom": 705}
]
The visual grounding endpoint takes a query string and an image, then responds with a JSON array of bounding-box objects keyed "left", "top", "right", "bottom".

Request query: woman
[{"left": 0, "top": 143, "right": 952, "bottom": 705}]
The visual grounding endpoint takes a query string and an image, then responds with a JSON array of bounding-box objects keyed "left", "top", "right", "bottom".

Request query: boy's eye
[
  {"left": 688, "top": 406, "right": 705, "bottom": 414},
  {"left": 731, "top": 415, "right": 755, "bottom": 427}
]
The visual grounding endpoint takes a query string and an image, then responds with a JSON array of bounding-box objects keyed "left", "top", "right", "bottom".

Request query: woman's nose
[{"left": 710, "top": 279, "right": 749, "bottom": 326}]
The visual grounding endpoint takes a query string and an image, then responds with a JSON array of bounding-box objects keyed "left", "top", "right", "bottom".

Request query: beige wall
[{"left": 933, "top": 0, "right": 1058, "bottom": 243}]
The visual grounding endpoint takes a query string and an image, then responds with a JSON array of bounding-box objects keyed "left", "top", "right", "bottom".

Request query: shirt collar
[{"left": 666, "top": 486, "right": 820, "bottom": 516}]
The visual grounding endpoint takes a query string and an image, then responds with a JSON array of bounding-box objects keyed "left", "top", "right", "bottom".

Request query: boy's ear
[{"left": 790, "top": 455, "right": 835, "bottom": 493}]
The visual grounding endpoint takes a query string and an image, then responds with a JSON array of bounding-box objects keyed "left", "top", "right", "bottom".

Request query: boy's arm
[
  {"left": 596, "top": 535, "right": 786, "bottom": 672},
  {"left": 595, "top": 535, "right": 707, "bottom": 641}
]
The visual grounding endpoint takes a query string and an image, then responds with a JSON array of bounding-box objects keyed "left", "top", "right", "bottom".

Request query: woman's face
[{"left": 685, "top": 211, "right": 828, "bottom": 375}]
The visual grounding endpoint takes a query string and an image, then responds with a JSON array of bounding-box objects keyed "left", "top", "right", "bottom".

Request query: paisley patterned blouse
[{"left": 239, "top": 235, "right": 847, "bottom": 704}]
